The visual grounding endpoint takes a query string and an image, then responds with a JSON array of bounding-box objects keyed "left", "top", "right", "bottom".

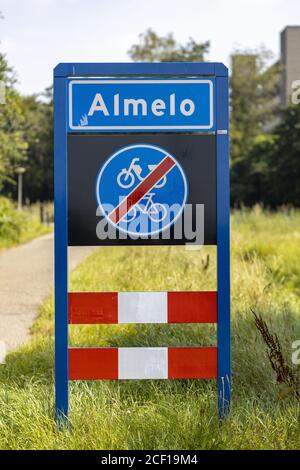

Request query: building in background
[
  {"left": 280, "top": 26, "right": 300, "bottom": 106},
  {"left": 231, "top": 25, "right": 300, "bottom": 110}
]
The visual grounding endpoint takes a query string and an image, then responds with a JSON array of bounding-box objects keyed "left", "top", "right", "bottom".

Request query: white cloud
[
  {"left": 0, "top": 37, "right": 15, "bottom": 52},
  {"left": 0, "top": 0, "right": 299, "bottom": 95}
]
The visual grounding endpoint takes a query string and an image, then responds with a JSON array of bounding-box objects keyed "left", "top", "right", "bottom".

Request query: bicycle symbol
[
  {"left": 117, "top": 158, "right": 167, "bottom": 189},
  {"left": 122, "top": 193, "right": 167, "bottom": 223}
]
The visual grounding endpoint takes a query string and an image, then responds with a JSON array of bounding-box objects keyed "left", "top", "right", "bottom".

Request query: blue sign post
[{"left": 54, "top": 63, "right": 230, "bottom": 423}]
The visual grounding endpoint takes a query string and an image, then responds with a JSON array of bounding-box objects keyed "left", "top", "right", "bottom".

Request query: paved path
[{"left": 0, "top": 233, "right": 98, "bottom": 354}]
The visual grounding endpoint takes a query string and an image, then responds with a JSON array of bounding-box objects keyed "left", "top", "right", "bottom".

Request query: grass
[
  {"left": 0, "top": 207, "right": 300, "bottom": 449},
  {"left": 0, "top": 197, "right": 52, "bottom": 250}
]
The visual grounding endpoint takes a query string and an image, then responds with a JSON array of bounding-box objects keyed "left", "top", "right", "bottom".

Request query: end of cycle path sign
[
  {"left": 96, "top": 143, "right": 188, "bottom": 238},
  {"left": 68, "top": 133, "right": 216, "bottom": 245},
  {"left": 54, "top": 62, "right": 230, "bottom": 423}
]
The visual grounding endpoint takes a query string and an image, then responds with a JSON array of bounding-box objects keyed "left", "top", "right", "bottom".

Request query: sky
[{"left": 0, "top": 0, "right": 300, "bottom": 96}]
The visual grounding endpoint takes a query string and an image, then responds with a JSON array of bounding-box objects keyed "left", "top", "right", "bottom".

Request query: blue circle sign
[{"left": 96, "top": 144, "right": 188, "bottom": 237}]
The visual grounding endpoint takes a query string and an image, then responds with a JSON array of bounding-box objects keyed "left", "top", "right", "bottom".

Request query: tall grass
[
  {"left": 0, "top": 207, "right": 299, "bottom": 449},
  {"left": 0, "top": 197, "right": 51, "bottom": 249}
]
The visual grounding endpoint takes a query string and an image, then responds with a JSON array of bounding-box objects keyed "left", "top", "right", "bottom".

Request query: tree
[
  {"left": 0, "top": 51, "right": 54, "bottom": 202},
  {"left": 128, "top": 29, "right": 209, "bottom": 62},
  {"left": 230, "top": 134, "right": 275, "bottom": 206},
  {"left": 0, "top": 52, "right": 28, "bottom": 191},
  {"left": 230, "top": 49, "right": 280, "bottom": 161},
  {"left": 267, "top": 105, "right": 300, "bottom": 207},
  {"left": 231, "top": 104, "right": 300, "bottom": 208},
  {"left": 230, "top": 49, "right": 281, "bottom": 205},
  {"left": 18, "top": 88, "right": 53, "bottom": 202}
]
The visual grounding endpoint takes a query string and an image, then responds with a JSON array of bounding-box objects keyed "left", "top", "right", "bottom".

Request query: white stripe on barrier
[
  {"left": 118, "top": 347, "right": 168, "bottom": 379},
  {"left": 118, "top": 292, "right": 167, "bottom": 324}
]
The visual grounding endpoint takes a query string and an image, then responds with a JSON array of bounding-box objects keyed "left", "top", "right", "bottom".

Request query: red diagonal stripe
[{"left": 108, "top": 155, "right": 175, "bottom": 224}]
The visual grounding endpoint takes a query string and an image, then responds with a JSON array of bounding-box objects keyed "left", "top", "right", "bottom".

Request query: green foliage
[
  {"left": 0, "top": 44, "right": 53, "bottom": 202},
  {"left": 231, "top": 105, "right": 300, "bottom": 207},
  {"left": 1, "top": 209, "right": 300, "bottom": 449},
  {"left": 267, "top": 105, "right": 300, "bottom": 206},
  {"left": 21, "top": 88, "right": 54, "bottom": 202},
  {"left": 230, "top": 49, "right": 282, "bottom": 207},
  {"left": 230, "top": 49, "right": 280, "bottom": 164},
  {"left": 231, "top": 134, "right": 274, "bottom": 206},
  {"left": 0, "top": 197, "right": 51, "bottom": 249},
  {"left": 0, "top": 197, "right": 24, "bottom": 242},
  {"left": 128, "top": 29, "right": 209, "bottom": 62},
  {"left": 128, "top": 36, "right": 295, "bottom": 209},
  {"left": 0, "top": 53, "right": 28, "bottom": 190}
]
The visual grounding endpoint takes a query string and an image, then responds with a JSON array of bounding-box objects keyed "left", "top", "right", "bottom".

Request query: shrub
[
  {"left": 0, "top": 197, "right": 25, "bottom": 242},
  {"left": 0, "top": 197, "right": 51, "bottom": 248}
]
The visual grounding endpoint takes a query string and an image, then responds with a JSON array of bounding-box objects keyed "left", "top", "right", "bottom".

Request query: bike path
[{"left": 0, "top": 233, "right": 98, "bottom": 358}]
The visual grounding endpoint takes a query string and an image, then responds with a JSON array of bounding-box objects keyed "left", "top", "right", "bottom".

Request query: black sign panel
[{"left": 68, "top": 134, "right": 216, "bottom": 246}]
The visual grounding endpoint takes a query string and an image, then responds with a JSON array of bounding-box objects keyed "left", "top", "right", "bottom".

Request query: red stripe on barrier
[
  {"left": 108, "top": 155, "right": 175, "bottom": 224},
  {"left": 69, "top": 348, "right": 118, "bottom": 380},
  {"left": 168, "top": 347, "right": 217, "bottom": 379},
  {"left": 68, "top": 292, "right": 218, "bottom": 324},
  {"left": 69, "top": 292, "right": 118, "bottom": 324},
  {"left": 168, "top": 292, "right": 217, "bottom": 323}
]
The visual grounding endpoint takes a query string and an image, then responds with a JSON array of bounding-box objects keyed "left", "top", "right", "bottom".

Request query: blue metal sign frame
[{"left": 54, "top": 62, "right": 230, "bottom": 423}]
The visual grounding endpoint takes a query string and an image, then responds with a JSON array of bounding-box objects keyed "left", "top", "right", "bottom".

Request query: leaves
[
  {"left": 231, "top": 104, "right": 300, "bottom": 207},
  {"left": 0, "top": 54, "right": 28, "bottom": 190},
  {"left": 128, "top": 29, "right": 209, "bottom": 63},
  {"left": 21, "top": 90, "right": 53, "bottom": 202},
  {"left": 230, "top": 49, "right": 280, "bottom": 164}
]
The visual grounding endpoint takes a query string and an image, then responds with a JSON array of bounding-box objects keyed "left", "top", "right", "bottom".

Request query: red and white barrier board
[
  {"left": 68, "top": 292, "right": 217, "bottom": 381},
  {"left": 69, "top": 291, "right": 217, "bottom": 324},
  {"left": 69, "top": 347, "right": 217, "bottom": 380}
]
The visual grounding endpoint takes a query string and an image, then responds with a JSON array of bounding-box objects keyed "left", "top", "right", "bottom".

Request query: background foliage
[
  {"left": 0, "top": 27, "right": 300, "bottom": 207},
  {"left": 129, "top": 31, "right": 300, "bottom": 208},
  {"left": 0, "top": 53, "right": 28, "bottom": 191},
  {"left": 0, "top": 197, "right": 50, "bottom": 249}
]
